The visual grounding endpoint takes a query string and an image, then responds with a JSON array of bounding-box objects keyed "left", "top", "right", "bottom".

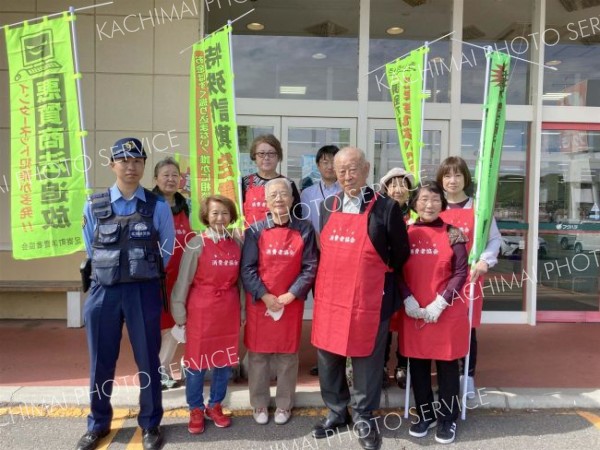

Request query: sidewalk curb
[{"left": 2, "top": 385, "right": 600, "bottom": 412}]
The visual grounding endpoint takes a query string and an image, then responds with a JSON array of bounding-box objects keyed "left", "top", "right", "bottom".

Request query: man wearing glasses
[{"left": 311, "top": 147, "right": 410, "bottom": 450}]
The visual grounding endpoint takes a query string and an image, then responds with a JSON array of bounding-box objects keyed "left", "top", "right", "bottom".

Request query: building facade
[{"left": 1, "top": 0, "right": 600, "bottom": 324}]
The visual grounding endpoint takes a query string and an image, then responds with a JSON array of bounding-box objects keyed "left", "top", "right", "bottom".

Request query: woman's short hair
[
  {"left": 409, "top": 181, "right": 448, "bottom": 212},
  {"left": 199, "top": 195, "right": 238, "bottom": 226},
  {"left": 249, "top": 134, "right": 283, "bottom": 161},
  {"left": 153, "top": 156, "right": 181, "bottom": 179},
  {"left": 265, "top": 178, "right": 293, "bottom": 199},
  {"left": 436, "top": 156, "right": 472, "bottom": 191}
]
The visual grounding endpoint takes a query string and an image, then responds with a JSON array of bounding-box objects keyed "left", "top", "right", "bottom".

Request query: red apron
[
  {"left": 440, "top": 208, "right": 483, "bottom": 328},
  {"left": 312, "top": 196, "right": 390, "bottom": 357},
  {"left": 243, "top": 174, "right": 269, "bottom": 224},
  {"left": 184, "top": 235, "right": 241, "bottom": 370},
  {"left": 244, "top": 226, "right": 305, "bottom": 353},
  {"left": 161, "top": 210, "right": 193, "bottom": 329},
  {"left": 400, "top": 223, "right": 469, "bottom": 361}
]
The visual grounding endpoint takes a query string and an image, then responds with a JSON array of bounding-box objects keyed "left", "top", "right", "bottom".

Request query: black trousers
[
  {"left": 317, "top": 318, "right": 389, "bottom": 421},
  {"left": 410, "top": 358, "right": 460, "bottom": 424},
  {"left": 459, "top": 328, "right": 477, "bottom": 376}
]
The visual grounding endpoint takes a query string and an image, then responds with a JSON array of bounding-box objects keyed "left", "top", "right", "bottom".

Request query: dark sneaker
[
  {"left": 395, "top": 367, "right": 407, "bottom": 389},
  {"left": 435, "top": 421, "right": 457, "bottom": 444},
  {"left": 409, "top": 419, "right": 437, "bottom": 438}
]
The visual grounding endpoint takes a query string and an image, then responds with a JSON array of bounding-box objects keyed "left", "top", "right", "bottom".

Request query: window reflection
[
  {"left": 538, "top": 127, "right": 600, "bottom": 312},
  {"left": 207, "top": 0, "right": 359, "bottom": 100},
  {"left": 461, "top": 121, "right": 529, "bottom": 312},
  {"left": 543, "top": 3, "right": 600, "bottom": 106},
  {"left": 462, "top": 0, "right": 533, "bottom": 104}
]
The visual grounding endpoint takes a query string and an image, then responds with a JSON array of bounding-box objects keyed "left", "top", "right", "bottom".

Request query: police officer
[{"left": 78, "top": 138, "right": 175, "bottom": 450}]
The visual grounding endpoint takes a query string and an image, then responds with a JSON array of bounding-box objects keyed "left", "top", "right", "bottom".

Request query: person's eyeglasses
[
  {"left": 268, "top": 191, "right": 291, "bottom": 200},
  {"left": 319, "top": 159, "right": 334, "bottom": 167},
  {"left": 256, "top": 152, "right": 278, "bottom": 159},
  {"left": 417, "top": 198, "right": 442, "bottom": 205}
]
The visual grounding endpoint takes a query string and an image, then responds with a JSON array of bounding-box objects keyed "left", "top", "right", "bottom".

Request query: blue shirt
[
  {"left": 300, "top": 181, "right": 341, "bottom": 231},
  {"left": 83, "top": 184, "right": 175, "bottom": 266}
]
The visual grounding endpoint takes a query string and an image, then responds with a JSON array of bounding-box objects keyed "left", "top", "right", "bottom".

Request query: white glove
[
  {"left": 423, "top": 295, "right": 449, "bottom": 323},
  {"left": 265, "top": 306, "right": 284, "bottom": 321},
  {"left": 404, "top": 295, "right": 424, "bottom": 319},
  {"left": 171, "top": 324, "right": 186, "bottom": 343}
]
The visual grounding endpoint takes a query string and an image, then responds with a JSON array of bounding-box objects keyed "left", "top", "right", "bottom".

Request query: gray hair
[
  {"left": 264, "top": 178, "right": 293, "bottom": 199},
  {"left": 335, "top": 146, "right": 367, "bottom": 166},
  {"left": 153, "top": 156, "right": 181, "bottom": 178}
]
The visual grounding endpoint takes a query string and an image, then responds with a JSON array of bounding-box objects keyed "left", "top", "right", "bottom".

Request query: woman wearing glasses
[
  {"left": 398, "top": 181, "right": 469, "bottom": 445},
  {"left": 242, "top": 134, "right": 301, "bottom": 224}
]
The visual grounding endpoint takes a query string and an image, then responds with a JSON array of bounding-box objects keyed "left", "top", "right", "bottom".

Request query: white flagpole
[
  {"left": 404, "top": 357, "right": 411, "bottom": 418},
  {"left": 67, "top": 7, "right": 90, "bottom": 190},
  {"left": 419, "top": 43, "right": 429, "bottom": 183},
  {"left": 461, "top": 46, "right": 493, "bottom": 421},
  {"left": 225, "top": 21, "right": 244, "bottom": 227}
]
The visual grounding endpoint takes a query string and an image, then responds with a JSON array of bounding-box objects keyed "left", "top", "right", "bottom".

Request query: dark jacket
[
  {"left": 241, "top": 215, "right": 318, "bottom": 303},
  {"left": 319, "top": 186, "right": 410, "bottom": 320}
]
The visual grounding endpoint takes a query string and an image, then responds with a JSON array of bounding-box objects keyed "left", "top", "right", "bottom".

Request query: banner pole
[
  {"left": 461, "top": 46, "right": 493, "bottom": 421},
  {"left": 418, "top": 43, "right": 429, "bottom": 183},
  {"left": 226, "top": 21, "right": 244, "bottom": 228},
  {"left": 68, "top": 7, "right": 90, "bottom": 191},
  {"left": 404, "top": 358, "right": 411, "bottom": 418}
]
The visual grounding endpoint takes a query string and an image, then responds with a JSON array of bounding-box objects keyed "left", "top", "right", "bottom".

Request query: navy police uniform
[{"left": 81, "top": 138, "right": 175, "bottom": 441}]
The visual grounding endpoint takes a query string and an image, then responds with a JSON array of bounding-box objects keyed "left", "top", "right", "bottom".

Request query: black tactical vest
[{"left": 90, "top": 189, "right": 162, "bottom": 285}]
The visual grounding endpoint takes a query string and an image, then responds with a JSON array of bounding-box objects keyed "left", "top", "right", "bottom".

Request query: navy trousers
[{"left": 84, "top": 280, "right": 163, "bottom": 432}]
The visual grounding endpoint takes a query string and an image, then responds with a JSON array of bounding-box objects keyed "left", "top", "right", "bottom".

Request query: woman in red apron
[
  {"left": 241, "top": 178, "right": 318, "bottom": 426},
  {"left": 379, "top": 167, "right": 414, "bottom": 389},
  {"left": 242, "top": 134, "right": 301, "bottom": 225},
  {"left": 152, "top": 157, "right": 193, "bottom": 389},
  {"left": 399, "top": 182, "right": 469, "bottom": 445},
  {"left": 436, "top": 156, "right": 502, "bottom": 399},
  {"left": 170, "top": 195, "right": 243, "bottom": 434}
]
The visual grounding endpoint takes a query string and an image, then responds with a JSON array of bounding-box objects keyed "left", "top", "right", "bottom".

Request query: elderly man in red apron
[
  {"left": 241, "top": 177, "right": 318, "bottom": 426},
  {"left": 311, "top": 147, "right": 410, "bottom": 450}
]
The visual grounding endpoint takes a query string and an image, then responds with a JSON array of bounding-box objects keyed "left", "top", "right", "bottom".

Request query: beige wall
[{"left": 0, "top": 1, "right": 199, "bottom": 317}]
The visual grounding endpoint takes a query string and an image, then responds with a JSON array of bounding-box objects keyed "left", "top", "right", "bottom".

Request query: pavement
[{"left": 1, "top": 320, "right": 600, "bottom": 413}]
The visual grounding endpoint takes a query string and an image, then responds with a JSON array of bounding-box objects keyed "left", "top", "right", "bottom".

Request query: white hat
[{"left": 379, "top": 167, "right": 415, "bottom": 189}]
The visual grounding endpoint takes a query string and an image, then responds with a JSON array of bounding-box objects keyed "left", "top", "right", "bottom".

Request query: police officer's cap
[{"left": 111, "top": 137, "right": 147, "bottom": 160}]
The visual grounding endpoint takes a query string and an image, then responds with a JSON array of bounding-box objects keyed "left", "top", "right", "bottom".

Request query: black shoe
[
  {"left": 311, "top": 415, "right": 352, "bottom": 439},
  {"left": 309, "top": 365, "right": 319, "bottom": 376},
  {"left": 435, "top": 421, "right": 457, "bottom": 444},
  {"left": 142, "top": 427, "right": 163, "bottom": 450},
  {"left": 409, "top": 418, "right": 437, "bottom": 438},
  {"left": 395, "top": 367, "right": 407, "bottom": 389},
  {"left": 355, "top": 419, "right": 382, "bottom": 450},
  {"left": 76, "top": 429, "right": 110, "bottom": 450}
]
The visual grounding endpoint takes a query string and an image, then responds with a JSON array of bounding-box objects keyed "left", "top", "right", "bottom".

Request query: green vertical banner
[
  {"left": 5, "top": 14, "right": 87, "bottom": 260},
  {"left": 385, "top": 47, "right": 428, "bottom": 184},
  {"left": 189, "top": 25, "right": 241, "bottom": 231},
  {"left": 470, "top": 50, "right": 511, "bottom": 264}
]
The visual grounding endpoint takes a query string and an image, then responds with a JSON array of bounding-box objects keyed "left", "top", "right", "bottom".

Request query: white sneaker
[
  {"left": 253, "top": 407, "right": 269, "bottom": 425},
  {"left": 274, "top": 408, "right": 291, "bottom": 425},
  {"left": 460, "top": 375, "right": 476, "bottom": 400}
]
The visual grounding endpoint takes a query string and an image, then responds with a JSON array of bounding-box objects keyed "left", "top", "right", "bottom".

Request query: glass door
[
  {"left": 368, "top": 119, "right": 448, "bottom": 183},
  {"left": 236, "top": 115, "right": 281, "bottom": 177},
  {"left": 281, "top": 117, "right": 357, "bottom": 319},
  {"left": 537, "top": 123, "right": 600, "bottom": 322}
]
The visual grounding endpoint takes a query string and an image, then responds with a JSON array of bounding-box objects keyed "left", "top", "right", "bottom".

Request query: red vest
[
  {"left": 243, "top": 174, "right": 269, "bottom": 224},
  {"left": 162, "top": 209, "right": 193, "bottom": 329},
  {"left": 184, "top": 235, "right": 241, "bottom": 370},
  {"left": 244, "top": 226, "right": 305, "bottom": 353},
  {"left": 312, "top": 196, "right": 390, "bottom": 357},
  {"left": 400, "top": 223, "right": 469, "bottom": 361},
  {"left": 439, "top": 207, "right": 483, "bottom": 328}
]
